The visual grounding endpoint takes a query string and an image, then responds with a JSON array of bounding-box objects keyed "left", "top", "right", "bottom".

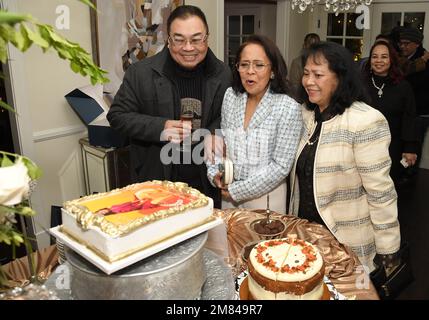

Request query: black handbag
[{"left": 370, "top": 242, "right": 414, "bottom": 300}]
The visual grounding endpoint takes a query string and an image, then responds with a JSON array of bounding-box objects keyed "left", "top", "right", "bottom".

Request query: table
[
  {"left": 1, "top": 245, "right": 58, "bottom": 289},
  {"left": 205, "top": 209, "right": 380, "bottom": 300},
  {"left": 3, "top": 209, "right": 379, "bottom": 300}
]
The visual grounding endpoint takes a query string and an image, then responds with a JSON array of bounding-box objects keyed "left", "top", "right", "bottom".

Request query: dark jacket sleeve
[
  {"left": 107, "top": 64, "right": 168, "bottom": 143},
  {"left": 399, "top": 55, "right": 427, "bottom": 76},
  {"left": 401, "top": 80, "right": 419, "bottom": 154},
  {"left": 205, "top": 67, "right": 233, "bottom": 134}
]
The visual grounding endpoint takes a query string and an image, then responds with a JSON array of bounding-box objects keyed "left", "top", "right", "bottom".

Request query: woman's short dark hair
[
  {"left": 364, "top": 40, "right": 403, "bottom": 84},
  {"left": 231, "top": 34, "right": 290, "bottom": 95},
  {"left": 167, "top": 5, "right": 209, "bottom": 36},
  {"left": 299, "top": 41, "right": 370, "bottom": 114},
  {"left": 303, "top": 33, "right": 320, "bottom": 48}
]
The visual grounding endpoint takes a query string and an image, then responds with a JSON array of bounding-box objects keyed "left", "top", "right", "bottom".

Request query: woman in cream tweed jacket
[{"left": 289, "top": 42, "right": 400, "bottom": 271}]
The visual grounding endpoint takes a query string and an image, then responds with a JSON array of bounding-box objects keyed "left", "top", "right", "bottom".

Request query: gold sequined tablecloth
[
  {"left": 1, "top": 245, "right": 59, "bottom": 290},
  {"left": 207, "top": 208, "right": 379, "bottom": 300}
]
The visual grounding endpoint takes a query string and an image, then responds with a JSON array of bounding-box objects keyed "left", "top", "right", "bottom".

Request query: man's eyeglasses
[
  {"left": 398, "top": 40, "right": 413, "bottom": 47},
  {"left": 168, "top": 34, "right": 208, "bottom": 47},
  {"left": 236, "top": 61, "right": 271, "bottom": 72}
]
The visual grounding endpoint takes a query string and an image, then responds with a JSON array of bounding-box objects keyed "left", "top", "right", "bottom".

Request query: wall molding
[
  {"left": 33, "top": 125, "right": 87, "bottom": 143},
  {"left": 276, "top": 0, "right": 291, "bottom": 64},
  {"left": 58, "top": 149, "right": 85, "bottom": 202}
]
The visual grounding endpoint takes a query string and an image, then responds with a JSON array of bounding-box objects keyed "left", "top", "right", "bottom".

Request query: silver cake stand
[{"left": 44, "top": 232, "right": 236, "bottom": 300}]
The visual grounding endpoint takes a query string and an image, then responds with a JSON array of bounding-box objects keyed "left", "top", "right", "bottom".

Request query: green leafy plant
[
  {"left": 0, "top": 0, "right": 108, "bottom": 288},
  {"left": 0, "top": 6, "right": 108, "bottom": 87}
]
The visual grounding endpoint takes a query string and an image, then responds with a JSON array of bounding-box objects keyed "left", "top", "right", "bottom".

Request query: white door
[
  {"left": 224, "top": 7, "right": 261, "bottom": 69},
  {"left": 371, "top": 2, "right": 429, "bottom": 50}
]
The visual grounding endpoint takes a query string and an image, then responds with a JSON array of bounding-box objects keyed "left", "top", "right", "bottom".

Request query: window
[
  {"left": 371, "top": 2, "right": 428, "bottom": 53},
  {"left": 326, "top": 13, "right": 364, "bottom": 61},
  {"left": 381, "top": 12, "right": 402, "bottom": 35},
  {"left": 381, "top": 12, "right": 425, "bottom": 35},
  {"left": 226, "top": 15, "right": 257, "bottom": 68}
]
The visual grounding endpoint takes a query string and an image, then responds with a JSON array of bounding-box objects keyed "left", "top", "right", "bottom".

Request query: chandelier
[{"left": 291, "top": 0, "right": 373, "bottom": 14}]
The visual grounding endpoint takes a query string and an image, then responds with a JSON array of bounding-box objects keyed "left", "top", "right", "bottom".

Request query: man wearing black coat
[
  {"left": 399, "top": 27, "right": 429, "bottom": 116},
  {"left": 107, "top": 6, "right": 232, "bottom": 208},
  {"left": 398, "top": 27, "right": 429, "bottom": 170}
]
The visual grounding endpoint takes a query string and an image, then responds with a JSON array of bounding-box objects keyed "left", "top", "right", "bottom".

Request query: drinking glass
[
  {"left": 224, "top": 256, "right": 243, "bottom": 279},
  {"left": 178, "top": 109, "right": 193, "bottom": 152}
]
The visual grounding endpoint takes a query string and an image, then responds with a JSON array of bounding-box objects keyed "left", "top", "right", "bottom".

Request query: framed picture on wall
[{"left": 90, "top": 0, "right": 184, "bottom": 94}]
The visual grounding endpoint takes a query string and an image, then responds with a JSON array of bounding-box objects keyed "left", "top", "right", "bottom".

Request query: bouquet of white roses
[
  {"left": 0, "top": 152, "right": 41, "bottom": 286},
  {"left": 0, "top": 152, "right": 41, "bottom": 239}
]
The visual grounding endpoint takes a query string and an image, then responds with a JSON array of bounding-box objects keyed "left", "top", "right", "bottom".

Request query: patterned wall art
[{"left": 90, "top": 0, "right": 184, "bottom": 93}]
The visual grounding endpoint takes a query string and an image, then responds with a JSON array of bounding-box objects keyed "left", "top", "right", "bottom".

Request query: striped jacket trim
[
  {"left": 349, "top": 242, "right": 377, "bottom": 258},
  {"left": 357, "top": 159, "right": 391, "bottom": 173},
  {"left": 316, "top": 159, "right": 391, "bottom": 174},
  {"left": 318, "top": 186, "right": 365, "bottom": 209},
  {"left": 366, "top": 186, "right": 397, "bottom": 204},
  {"left": 374, "top": 221, "right": 400, "bottom": 231},
  {"left": 331, "top": 216, "right": 371, "bottom": 228}
]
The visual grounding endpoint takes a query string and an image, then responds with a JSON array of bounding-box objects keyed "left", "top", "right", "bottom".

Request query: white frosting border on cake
[
  {"left": 63, "top": 181, "right": 209, "bottom": 237},
  {"left": 61, "top": 198, "right": 213, "bottom": 262}
]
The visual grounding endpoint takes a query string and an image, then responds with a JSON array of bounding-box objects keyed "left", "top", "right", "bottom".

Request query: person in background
[
  {"left": 107, "top": 5, "right": 232, "bottom": 208},
  {"left": 289, "top": 33, "right": 320, "bottom": 99},
  {"left": 206, "top": 35, "right": 302, "bottom": 213},
  {"left": 359, "top": 31, "right": 429, "bottom": 76},
  {"left": 289, "top": 41, "right": 400, "bottom": 271},
  {"left": 358, "top": 34, "right": 391, "bottom": 71},
  {"left": 399, "top": 44, "right": 429, "bottom": 76},
  {"left": 398, "top": 27, "right": 429, "bottom": 172},
  {"left": 362, "top": 40, "right": 418, "bottom": 189}
]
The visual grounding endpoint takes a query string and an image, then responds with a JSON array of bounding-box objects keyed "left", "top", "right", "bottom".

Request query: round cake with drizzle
[{"left": 247, "top": 237, "right": 325, "bottom": 300}]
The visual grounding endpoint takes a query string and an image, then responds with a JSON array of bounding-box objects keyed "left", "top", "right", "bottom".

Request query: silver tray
[
  {"left": 43, "top": 249, "right": 236, "bottom": 300},
  {"left": 66, "top": 232, "right": 208, "bottom": 299}
]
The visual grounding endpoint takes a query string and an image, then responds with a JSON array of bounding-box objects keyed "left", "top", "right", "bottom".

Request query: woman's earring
[{"left": 270, "top": 72, "right": 275, "bottom": 80}]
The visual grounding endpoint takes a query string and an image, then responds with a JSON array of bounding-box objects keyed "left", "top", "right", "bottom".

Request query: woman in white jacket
[
  {"left": 289, "top": 41, "right": 401, "bottom": 271},
  {"left": 206, "top": 35, "right": 302, "bottom": 213}
]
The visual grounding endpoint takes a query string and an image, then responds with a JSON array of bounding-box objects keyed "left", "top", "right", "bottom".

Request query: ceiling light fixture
[{"left": 291, "top": 0, "right": 373, "bottom": 14}]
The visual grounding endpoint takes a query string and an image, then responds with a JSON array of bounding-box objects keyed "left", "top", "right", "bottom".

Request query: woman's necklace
[
  {"left": 371, "top": 76, "right": 385, "bottom": 98},
  {"left": 307, "top": 135, "right": 319, "bottom": 146},
  {"left": 307, "top": 121, "right": 320, "bottom": 146}
]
